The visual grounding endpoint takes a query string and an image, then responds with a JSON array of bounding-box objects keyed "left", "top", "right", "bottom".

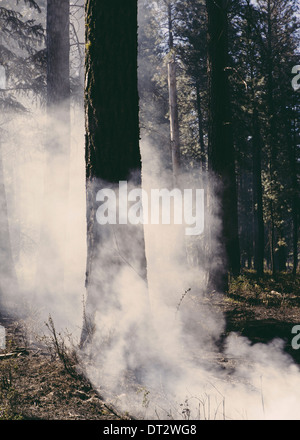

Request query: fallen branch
[{"left": 0, "top": 348, "right": 29, "bottom": 360}]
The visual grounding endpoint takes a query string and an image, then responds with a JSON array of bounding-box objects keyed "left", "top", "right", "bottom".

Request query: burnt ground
[
  {"left": 0, "top": 312, "right": 125, "bottom": 420},
  {"left": 0, "top": 271, "right": 299, "bottom": 420}
]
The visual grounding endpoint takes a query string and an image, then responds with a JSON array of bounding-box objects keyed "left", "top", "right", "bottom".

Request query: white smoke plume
[
  {"left": 1, "top": 96, "right": 300, "bottom": 421},
  {"left": 0, "top": 1, "right": 299, "bottom": 422},
  {"left": 0, "top": 104, "right": 86, "bottom": 340},
  {"left": 76, "top": 137, "right": 300, "bottom": 421}
]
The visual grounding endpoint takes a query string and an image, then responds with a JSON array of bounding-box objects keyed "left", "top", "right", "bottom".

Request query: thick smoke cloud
[
  {"left": 0, "top": 0, "right": 299, "bottom": 421},
  {"left": 1, "top": 104, "right": 86, "bottom": 340},
  {"left": 2, "top": 85, "right": 300, "bottom": 422},
  {"left": 78, "top": 136, "right": 300, "bottom": 420}
]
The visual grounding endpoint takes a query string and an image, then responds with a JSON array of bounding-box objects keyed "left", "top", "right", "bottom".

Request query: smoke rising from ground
[
  {"left": 77, "top": 137, "right": 300, "bottom": 420},
  {"left": 0, "top": 1, "right": 299, "bottom": 420},
  {"left": 1, "top": 104, "right": 86, "bottom": 340},
  {"left": 1, "top": 99, "right": 300, "bottom": 420}
]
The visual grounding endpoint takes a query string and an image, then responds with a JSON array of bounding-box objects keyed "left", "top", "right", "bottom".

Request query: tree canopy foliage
[{"left": 139, "top": 0, "right": 300, "bottom": 278}]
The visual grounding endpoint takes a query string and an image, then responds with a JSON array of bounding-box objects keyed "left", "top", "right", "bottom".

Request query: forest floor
[
  {"left": 0, "top": 270, "right": 299, "bottom": 420},
  {"left": 0, "top": 312, "right": 125, "bottom": 420},
  {"left": 223, "top": 270, "right": 300, "bottom": 364}
]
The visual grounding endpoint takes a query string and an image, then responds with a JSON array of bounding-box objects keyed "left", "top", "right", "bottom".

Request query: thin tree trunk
[
  {"left": 292, "top": 187, "right": 299, "bottom": 277},
  {"left": 266, "top": 0, "right": 277, "bottom": 277},
  {"left": 196, "top": 81, "right": 206, "bottom": 174},
  {"left": 167, "top": 2, "right": 181, "bottom": 182},
  {"left": 288, "top": 113, "right": 298, "bottom": 277},
  {"left": 269, "top": 207, "right": 276, "bottom": 275},
  {"left": 245, "top": 1, "right": 264, "bottom": 278},
  {"left": 252, "top": 108, "right": 264, "bottom": 277},
  {"left": 47, "top": 0, "right": 70, "bottom": 110},
  {"left": 292, "top": 133, "right": 299, "bottom": 277},
  {"left": 276, "top": 227, "right": 287, "bottom": 272},
  {"left": 168, "top": 58, "right": 181, "bottom": 181}
]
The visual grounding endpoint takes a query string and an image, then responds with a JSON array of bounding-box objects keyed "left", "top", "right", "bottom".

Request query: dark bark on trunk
[
  {"left": 168, "top": 58, "right": 181, "bottom": 181},
  {"left": 276, "top": 228, "right": 287, "bottom": 272},
  {"left": 82, "top": 0, "right": 148, "bottom": 347},
  {"left": 252, "top": 108, "right": 264, "bottom": 277},
  {"left": 269, "top": 207, "right": 275, "bottom": 274},
  {"left": 196, "top": 82, "right": 206, "bottom": 174},
  {"left": 85, "top": 1, "right": 141, "bottom": 183},
  {"left": 291, "top": 121, "right": 299, "bottom": 277},
  {"left": 241, "top": 168, "right": 253, "bottom": 269},
  {"left": 206, "top": 0, "right": 240, "bottom": 293},
  {"left": 167, "top": 3, "right": 181, "bottom": 182},
  {"left": 286, "top": 111, "right": 299, "bottom": 277},
  {"left": 46, "top": 0, "right": 70, "bottom": 153},
  {"left": 266, "top": 0, "right": 278, "bottom": 277},
  {"left": 47, "top": 0, "right": 70, "bottom": 110}
]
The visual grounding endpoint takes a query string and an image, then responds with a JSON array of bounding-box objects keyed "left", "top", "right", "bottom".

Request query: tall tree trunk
[
  {"left": 292, "top": 174, "right": 299, "bottom": 277},
  {"left": 269, "top": 206, "right": 276, "bottom": 274},
  {"left": 36, "top": 0, "right": 70, "bottom": 301},
  {"left": 239, "top": 167, "right": 253, "bottom": 269},
  {"left": 252, "top": 108, "right": 264, "bottom": 277},
  {"left": 47, "top": 0, "right": 70, "bottom": 110},
  {"left": 288, "top": 113, "right": 298, "bottom": 277},
  {"left": 167, "top": 2, "right": 181, "bottom": 182},
  {"left": 292, "top": 129, "right": 299, "bottom": 277},
  {"left": 168, "top": 58, "right": 181, "bottom": 181},
  {"left": 265, "top": 0, "right": 277, "bottom": 277},
  {"left": 206, "top": 0, "right": 240, "bottom": 293},
  {"left": 245, "top": 0, "right": 264, "bottom": 278},
  {"left": 82, "top": 0, "right": 148, "bottom": 349},
  {"left": 276, "top": 227, "right": 287, "bottom": 272},
  {"left": 196, "top": 81, "right": 206, "bottom": 174}
]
